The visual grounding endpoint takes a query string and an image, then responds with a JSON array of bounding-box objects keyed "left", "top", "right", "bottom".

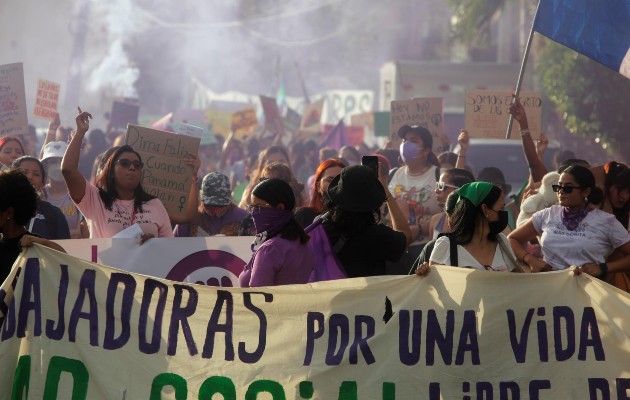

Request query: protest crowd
[{"left": 2, "top": 92, "right": 630, "bottom": 291}]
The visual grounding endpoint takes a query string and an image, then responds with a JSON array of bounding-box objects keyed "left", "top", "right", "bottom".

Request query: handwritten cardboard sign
[
  {"left": 260, "top": 95, "right": 285, "bottom": 137},
  {"left": 0, "top": 62, "right": 28, "bottom": 137},
  {"left": 230, "top": 108, "right": 257, "bottom": 140},
  {"left": 390, "top": 97, "right": 444, "bottom": 150},
  {"left": 125, "top": 125, "right": 200, "bottom": 217},
  {"left": 110, "top": 100, "right": 140, "bottom": 131},
  {"left": 465, "top": 89, "right": 542, "bottom": 139},
  {"left": 300, "top": 99, "right": 324, "bottom": 133},
  {"left": 33, "top": 79, "right": 60, "bottom": 120}
]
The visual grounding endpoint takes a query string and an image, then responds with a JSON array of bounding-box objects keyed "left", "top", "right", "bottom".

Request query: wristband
[
  {"left": 520, "top": 129, "right": 531, "bottom": 136},
  {"left": 598, "top": 262, "right": 608, "bottom": 277}
]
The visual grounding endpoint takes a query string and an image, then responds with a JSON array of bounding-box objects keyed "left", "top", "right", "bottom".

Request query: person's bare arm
[
  {"left": 61, "top": 108, "right": 91, "bottom": 202},
  {"left": 455, "top": 129, "right": 469, "bottom": 169},
  {"left": 509, "top": 100, "right": 547, "bottom": 183},
  {"left": 20, "top": 235, "right": 66, "bottom": 253},
  {"left": 40, "top": 113, "right": 61, "bottom": 159},
  {"left": 508, "top": 220, "right": 551, "bottom": 272}
]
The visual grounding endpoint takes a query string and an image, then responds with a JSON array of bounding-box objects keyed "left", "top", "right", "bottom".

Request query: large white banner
[
  {"left": 56, "top": 237, "right": 253, "bottom": 287},
  {"left": 1, "top": 245, "right": 630, "bottom": 399}
]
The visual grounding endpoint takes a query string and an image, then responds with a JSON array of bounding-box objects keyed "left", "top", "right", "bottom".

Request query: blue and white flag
[{"left": 533, "top": 0, "right": 630, "bottom": 78}]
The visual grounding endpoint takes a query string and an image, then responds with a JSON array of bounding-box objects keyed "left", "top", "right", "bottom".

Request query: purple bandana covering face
[
  {"left": 560, "top": 206, "right": 591, "bottom": 231},
  {"left": 251, "top": 207, "right": 294, "bottom": 236}
]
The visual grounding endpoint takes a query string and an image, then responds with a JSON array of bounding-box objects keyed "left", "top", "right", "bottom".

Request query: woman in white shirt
[
  {"left": 429, "top": 182, "right": 524, "bottom": 272},
  {"left": 509, "top": 165, "right": 630, "bottom": 276}
]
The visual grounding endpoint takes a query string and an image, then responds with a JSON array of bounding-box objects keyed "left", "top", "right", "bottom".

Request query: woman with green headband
[{"left": 428, "top": 182, "right": 525, "bottom": 272}]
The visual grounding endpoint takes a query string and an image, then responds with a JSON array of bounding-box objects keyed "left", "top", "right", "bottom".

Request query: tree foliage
[{"left": 538, "top": 41, "right": 630, "bottom": 155}]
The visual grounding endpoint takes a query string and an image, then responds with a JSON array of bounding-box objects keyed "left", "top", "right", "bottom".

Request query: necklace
[{"left": 115, "top": 200, "right": 136, "bottom": 227}]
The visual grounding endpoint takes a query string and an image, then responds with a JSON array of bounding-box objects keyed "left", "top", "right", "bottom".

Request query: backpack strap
[{"left": 447, "top": 233, "right": 458, "bottom": 267}]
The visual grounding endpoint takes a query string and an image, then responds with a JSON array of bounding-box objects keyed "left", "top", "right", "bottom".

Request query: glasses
[
  {"left": 246, "top": 203, "right": 272, "bottom": 213},
  {"left": 436, "top": 181, "right": 459, "bottom": 191},
  {"left": 552, "top": 184, "right": 582, "bottom": 194},
  {"left": 116, "top": 159, "right": 144, "bottom": 169}
]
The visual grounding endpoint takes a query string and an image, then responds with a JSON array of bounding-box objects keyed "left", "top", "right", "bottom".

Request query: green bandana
[{"left": 456, "top": 182, "right": 494, "bottom": 207}]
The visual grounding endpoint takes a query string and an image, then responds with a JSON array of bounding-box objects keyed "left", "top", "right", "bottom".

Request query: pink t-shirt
[{"left": 75, "top": 180, "right": 174, "bottom": 239}]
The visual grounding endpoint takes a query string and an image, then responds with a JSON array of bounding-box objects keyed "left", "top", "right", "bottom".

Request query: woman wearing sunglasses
[
  {"left": 62, "top": 109, "right": 174, "bottom": 239},
  {"left": 239, "top": 178, "right": 314, "bottom": 287},
  {"left": 508, "top": 165, "right": 630, "bottom": 275},
  {"left": 429, "top": 168, "right": 476, "bottom": 240}
]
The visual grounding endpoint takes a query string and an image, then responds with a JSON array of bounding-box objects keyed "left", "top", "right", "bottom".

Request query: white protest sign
[
  {"left": 33, "top": 79, "right": 60, "bottom": 120},
  {"left": 2, "top": 245, "right": 630, "bottom": 398},
  {"left": 0, "top": 62, "right": 28, "bottom": 137}
]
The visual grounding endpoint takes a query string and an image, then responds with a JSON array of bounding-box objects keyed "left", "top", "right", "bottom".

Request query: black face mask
[{"left": 488, "top": 210, "right": 509, "bottom": 236}]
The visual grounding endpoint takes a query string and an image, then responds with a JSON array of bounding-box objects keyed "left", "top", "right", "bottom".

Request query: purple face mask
[
  {"left": 251, "top": 207, "right": 294, "bottom": 236},
  {"left": 400, "top": 141, "right": 422, "bottom": 164}
]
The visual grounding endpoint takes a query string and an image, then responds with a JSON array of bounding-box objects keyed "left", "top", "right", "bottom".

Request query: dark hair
[
  {"left": 557, "top": 158, "right": 590, "bottom": 173},
  {"left": 401, "top": 126, "right": 440, "bottom": 168},
  {"left": 252, "top": 178, "right": 309, "bottom": 244},
  {"left": 95, "top": 145, "right": 156, "bottom": 212},
  {"left": 319, "top": 147, "right": 338, "bottom": 163},
  {"left": 0, "top": 169, "right": 38, "bottom": 225},
  {"left": 323, "top": 195, "right": 381, "bottom": 238},
  {"left": 561, "top": 165, "right": 604, "bottom": 205},
  {"left": 448, "top": 184, "right": 502, "bottom": 245},
  {"left": 554, "top": 149, "right": 576, "bottom": 166},
  {"left": 603, "top": 161, "right": 630, "bottom": 228},
  {"left": 339, "top": 146, "right": 361, "bottom": 163},
  {"left": 12, "top": 156, "right": 47, "bottom": 183},
  {"left": 438, "top": 151, "right": 458, "bottom": 167},
  {"left": 442, "top": 168, "right": 475, "bottom": 188}
]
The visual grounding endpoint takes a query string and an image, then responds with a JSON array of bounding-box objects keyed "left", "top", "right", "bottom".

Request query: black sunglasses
[
  {"left": 116, "top": 159, "right": 144, "bottom": 169},
  {"left": 552, "top": 184, "right": 582, "bottom": 194}
]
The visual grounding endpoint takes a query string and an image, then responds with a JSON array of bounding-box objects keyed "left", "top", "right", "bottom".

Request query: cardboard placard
[
  {"left": 33, "top": 79, "right": 60, "bottom": 121},
  {"left": 0, "top": 62, "right": 28, "bottom": 137},
  {"left": 125, "top": 124, "right": 200, "bottom": 217},
  {"left": 230, "top": 108, "right": 257, "bottom": 139},
  {"left": 300, "top": 99, "right": 324, "bottom": 133},
  {"left": 260, "top": 95, "right": 285, "bottom": 137},
  {"left": 390, "top": 97, "right": 444, "bottom": 150},
  {"left": 110, "top": 100, "right": 140, "bottom": 131},
  {"left": 204, "top": 108, "right": 232, "bottom": 138},
  {"left": 465, "top": 89, "right": 542, "bottom": 139},
  {"left": 283, "top": 107, "right": 302, "bottom": 134}
]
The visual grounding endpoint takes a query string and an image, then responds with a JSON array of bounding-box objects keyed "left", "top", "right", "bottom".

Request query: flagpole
[{"left": 506, "top": 0, "right": 541, "bottom": 139}]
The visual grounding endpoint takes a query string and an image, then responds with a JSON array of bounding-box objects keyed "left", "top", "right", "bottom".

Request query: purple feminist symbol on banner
[{"left": 167, "top": 250, "right": 246, "bottom": 287}]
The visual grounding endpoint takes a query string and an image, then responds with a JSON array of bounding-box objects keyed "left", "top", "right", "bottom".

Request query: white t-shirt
[
  {"left": 430, "top": 233, "right": 517, "bottom": 272},
  {"left": 531, "top": 205, "right": 630, "bottom": 270},
  {"left": 388, "top": 165, "right": 440, "bottom": 245}
]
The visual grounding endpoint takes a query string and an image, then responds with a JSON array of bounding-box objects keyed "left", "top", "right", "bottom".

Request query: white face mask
[{"left": 47, "top": 164, "right": 63, "bottom": 182}]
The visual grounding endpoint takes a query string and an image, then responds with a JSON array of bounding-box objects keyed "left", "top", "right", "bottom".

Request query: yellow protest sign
[
  {"left": 231, "top": 108, "right": 258, "bottom": 140},
  {"left": 204, "top": 108, "right": 232, "bottom": 138},
  {"left": 2, "top": 245, "right": 630, "bottom": 398},
  {"left": 125, "top": 125, "right": 200, "bottom": 217}
]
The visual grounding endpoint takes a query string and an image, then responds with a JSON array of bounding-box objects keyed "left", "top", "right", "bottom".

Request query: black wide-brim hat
[{"left": 327, "top": 165, "right": 386, "bottom": 212}]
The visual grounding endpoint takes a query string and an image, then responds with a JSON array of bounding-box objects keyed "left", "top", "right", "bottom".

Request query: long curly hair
[{"left": 95, "top": 145, "right": 156, "bottom": 212}]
